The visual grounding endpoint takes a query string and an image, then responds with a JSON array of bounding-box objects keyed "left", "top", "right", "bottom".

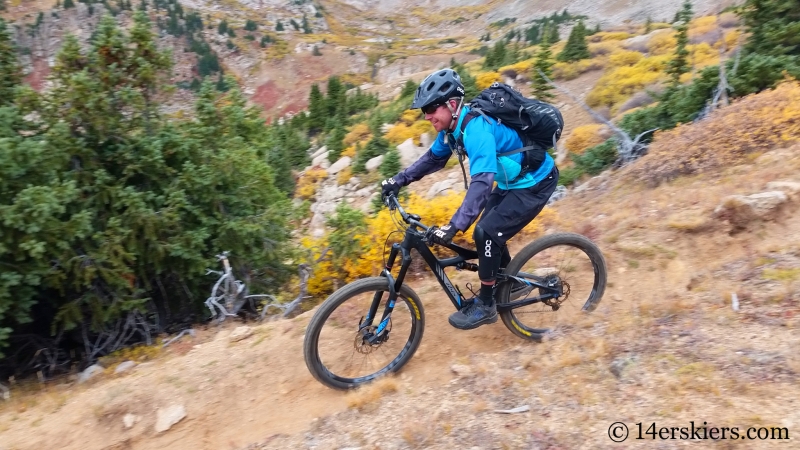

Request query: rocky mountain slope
[{"left": 3, "top": 0, "right": 740, "bottom": 117}]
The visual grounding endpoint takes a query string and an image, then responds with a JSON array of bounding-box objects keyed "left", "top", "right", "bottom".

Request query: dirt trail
[{"left": 0, "top": 267, "right": 529, "bottom": 450}]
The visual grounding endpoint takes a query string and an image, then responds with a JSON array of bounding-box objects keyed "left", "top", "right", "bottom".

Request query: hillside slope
[{"left": 1, "top": 84, "right": 798, "bottom": 448}]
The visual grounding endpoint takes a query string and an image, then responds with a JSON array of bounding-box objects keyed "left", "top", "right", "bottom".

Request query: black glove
[
  {"left": 428, "top": 223, "right": 457, "bottom": 246},
  {"left": 381, "top": 177, "right": 401, "bottom": 203}
]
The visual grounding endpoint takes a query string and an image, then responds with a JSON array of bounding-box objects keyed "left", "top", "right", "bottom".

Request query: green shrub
[{"left": 572, "top": 139, "right": 617, "bottom": 175}]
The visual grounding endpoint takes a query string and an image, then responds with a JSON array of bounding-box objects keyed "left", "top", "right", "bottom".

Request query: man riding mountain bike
[{"left": 381, "top": 68, "right": 561, "bottom": 330}]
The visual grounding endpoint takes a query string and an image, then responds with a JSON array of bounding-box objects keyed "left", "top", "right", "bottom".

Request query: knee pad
[{"left": 474, "top": 225, "right": 503, "bottom": 281}]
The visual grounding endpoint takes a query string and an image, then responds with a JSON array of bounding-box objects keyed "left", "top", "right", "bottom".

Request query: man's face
[{"left": 422, "top": 99, "right": 457, "bottom": 133}]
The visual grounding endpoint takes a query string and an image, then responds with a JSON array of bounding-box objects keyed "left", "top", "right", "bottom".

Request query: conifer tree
[
  {"left": 325, "top": 75, "right": 345, "bottom": 119},
  {"left": 326, "top": 120, "right": 346, "bottom": 162},
  {"left": 276, "top": 20, "right": 284, "bottom": 31},
  {"left": 525, "top": 25, "right": 540, "bottom": 44},
  {"left": 307, "top": 83, "right": 326, "bottom": 132},
  {"left": 644, "top": 16, "right": 653, "bottom": 34},
  {"left": 531, "top": 28, "right": 556, "bottom": 101},
  {"left": 740, "top": 0, "right": 800, "bottom": 57},
  {"left": 483, "top": 39, "right": 507, "bottom": 70},
  {"left": 63, "top": 0, "right": 75, "bottom": 8},
  {"left": 302, "top": 14, "right": 312, "bottom": 33},
  {"left": 547, "top": 22, "right": 560, "bottom": 44},
  {"left": 667, "top": 1, "right": 692, "bottom": 85},
  {"left": 380, "top": 147, "right": 401, "bottom": 179},
  {"left": 557, "top": 20, "right": 590, "bottom": 62},
  {"left": 0, "top": 18, "right": 21, "bottom": 106}
]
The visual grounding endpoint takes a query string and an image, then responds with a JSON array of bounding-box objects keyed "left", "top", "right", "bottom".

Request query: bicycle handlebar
[{"left": 385, "top": 194, "right": 429, "bottom": 232}]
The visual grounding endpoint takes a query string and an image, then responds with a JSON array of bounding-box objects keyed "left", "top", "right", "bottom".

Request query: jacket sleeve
[
  {"left": 449, "top": 172, "right": 494, "bottom": 231},
  {"left": 393, "top": 149, "right": 451, "bottom": 186}
]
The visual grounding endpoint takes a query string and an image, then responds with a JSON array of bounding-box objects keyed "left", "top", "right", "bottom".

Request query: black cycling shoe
[{"left": 448, "top": 300, "right": 498, "bottom": 330}]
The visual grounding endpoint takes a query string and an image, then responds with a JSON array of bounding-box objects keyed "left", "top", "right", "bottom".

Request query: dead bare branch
[
  {"left": 535, "top": 69, "right": 657, "bottom": 166},
  {"left": 162, "top": 329, "right": 196, "bottom": 348}
]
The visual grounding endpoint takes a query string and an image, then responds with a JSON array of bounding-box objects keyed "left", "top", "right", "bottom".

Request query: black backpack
[{"left": 455, "top": 82, "right": 564, "bottom": 179}]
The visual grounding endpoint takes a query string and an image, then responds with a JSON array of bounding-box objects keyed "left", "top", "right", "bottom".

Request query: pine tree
[
  {"left": 740, "top": 0, "right": 800, "bottom": 57},
  {"left": 644, "top": 16, "right": 653, "bottom": 34},
  {"left": 525, "top": 25, "right": 540, "bottom": 44},
  {"left": 307, "top": 83, "right": 326, "bottom": 132},
  {"left": 218, "top": 19, "right": 228, "bottom": 35},
  {"left": 667, "top": 1, "right": 692, "bottom": 85},
  {"left": 483, "top": 40, "right": 507, "bottom": 70},
  {"left": 244, "top": 19, "right": 258, "bottom": 31},
  {"left": 325, "top": 75, "right": 345, "bottom": 119},
  {"left": 0, "top": 18, "right": 21, "bottom": 106},
  {"left": 63, "top": 0, "right": 75, "bottom": 8},
  {"left": 302, "top": 14, "right": 312, "bottom": 34},
  {"left": 547, "top": 22, "right": 560, "bottom": 44},
  {"left": 380, "top": 147, "right": 401, "bottom": 179},
  {"left": 275, "top": 20, "right": 284, "bottom": 31},
  {"left": 531, "top": 28, "right": 555, "bottom": 101},
  {"left": 326, "top": 120, "right": 347, "bottom": 162},
  {"left": 557, "top": 20, "right": 590, "bottom": 62}
]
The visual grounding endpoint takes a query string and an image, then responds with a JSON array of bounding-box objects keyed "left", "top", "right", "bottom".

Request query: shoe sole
[{"left": 448, "top": 313, "right": 498, "bottom": 330}]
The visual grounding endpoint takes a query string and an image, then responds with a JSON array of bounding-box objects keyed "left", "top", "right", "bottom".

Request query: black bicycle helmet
[{"left": 410, "top": 68, "right": 466, "bottom": 110}]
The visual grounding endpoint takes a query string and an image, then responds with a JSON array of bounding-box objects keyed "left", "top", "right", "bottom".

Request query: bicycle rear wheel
[
  {"left": 497, "top": 233, "right": 607, "bottom": 340},
  {"left": 303, "top": 277, "right": 425, "bottom": 390}
]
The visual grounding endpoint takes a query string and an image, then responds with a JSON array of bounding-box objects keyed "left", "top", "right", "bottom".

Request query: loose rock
[
  {"left": 229, "top": 326, "right": 254, "bottom": 342},
  {"left": 155, "top": 405, "right": 186, "bottom": 432},
  {"left": 114, "top": 361, "right": 137, "bottom": 374},
  {"left": 77, "top": 364, "right": 105, "bottom": 384}
]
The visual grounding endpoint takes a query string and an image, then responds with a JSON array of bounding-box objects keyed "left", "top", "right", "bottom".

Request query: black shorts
[{"left": 476, "top": 167, "right": 559, "bottom": 247}]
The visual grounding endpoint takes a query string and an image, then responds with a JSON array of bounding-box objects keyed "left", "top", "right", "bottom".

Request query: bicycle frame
[{"left": 360, "top": 197, "right": 562, "bottom": 342}]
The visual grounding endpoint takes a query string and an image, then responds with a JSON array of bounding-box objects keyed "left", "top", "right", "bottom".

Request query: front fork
[{"left": 359, "top": 243, "right": 408, "bottom": 344}]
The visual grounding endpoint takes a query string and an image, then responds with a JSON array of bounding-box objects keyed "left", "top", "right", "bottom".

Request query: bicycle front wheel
[
  {"left": 303, "top": 277, "right": 425, "bottom": 390},
  {"left": 497, "top": 233, "right": 607, "bottom": 340}
]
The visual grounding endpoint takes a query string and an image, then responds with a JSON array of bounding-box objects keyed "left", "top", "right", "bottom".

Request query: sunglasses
[{"left": 421, "top": 102, "right": 445, "bottom": 115}]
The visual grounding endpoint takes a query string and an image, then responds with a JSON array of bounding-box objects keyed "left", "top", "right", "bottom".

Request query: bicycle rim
[
  {"left": 305, "top": 278, "right": 424, "bottom": 390},
  {"left": 499, "top": 233, "right": 606, "bottom": 338}
]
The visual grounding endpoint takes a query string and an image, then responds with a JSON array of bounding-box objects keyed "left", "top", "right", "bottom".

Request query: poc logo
[
  {"left": 457, "top": 86, "right": 465, "bottom": 95},
  {"left": 484, "top": 240, "right": 492, "bottom": 257}
]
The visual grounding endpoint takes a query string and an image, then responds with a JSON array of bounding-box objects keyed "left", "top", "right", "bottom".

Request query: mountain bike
[{"left": 303, "top": 195, "right": 607, "bottom": 390}]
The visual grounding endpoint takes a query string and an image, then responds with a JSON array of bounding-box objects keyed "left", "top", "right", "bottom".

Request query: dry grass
[
  {"left": 345, "top": 376, "right": 399, "bottom": 411},
  {"left": 627, "top": 81, "right": 800, "bottom": 187}
]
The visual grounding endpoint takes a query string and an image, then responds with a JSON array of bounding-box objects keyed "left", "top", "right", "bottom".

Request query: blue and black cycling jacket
[{"left": 394, "top": 105, "right": 556, "bottom": 232}]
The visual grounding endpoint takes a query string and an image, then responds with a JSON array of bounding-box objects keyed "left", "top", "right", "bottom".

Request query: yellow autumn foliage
[
  {"left": 647, "top": 30, "right": 677, "bottom": 56},
  {"left": 596, "top": 31, "right": 633, "bottom": 41},
  {"left": 400, "top": 109, "right": 422, "bottom": 125},
  {"left": 476, "top": 72, "right": 501, "bottom": 90},
  {"left": 688, "top": 15, "right": 718, "bottom": 39},
  {"left": 302, "top": 192, "right": 560, "bottom": 298},
  {"left": 609, "top": 50, "right": 644, "bottom": 67},
  {"left": 723, "top": 29, "right": 741, "bottom": 50},
  {"left": 564, "top": 124, "right": 607, "bottom": 155},
  {"left": 344, "top": 122, "right": 371, "bottom": 146},
  {"left": 589, "top": 41, "right": 623, "bottom": 56},
  {"left": 341, "top": 145, "right": 357, "bottom": 158},
  {"left": 552, "top": 59, "right": 605, "bottom": 80},
  {"left": 296, "top": 168, "right": 328, "bottom": 200},
  {"left": 586, "top": 55, "right": 671, "bottom": 110},
  {"left": 336, "top": 167, "right": 353, "bottom": 186},
  {"left": 385, "top": 119, "right": 435, "bottom": 146},
  {"left": 688, "top": 42, "right": 720, "bottom": 68},
  {"left": 498, "top": 59, "right": 534, "bottom": 75},
  {"left": 628, "top": 80, "right": 800, "bottom": 186}
]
